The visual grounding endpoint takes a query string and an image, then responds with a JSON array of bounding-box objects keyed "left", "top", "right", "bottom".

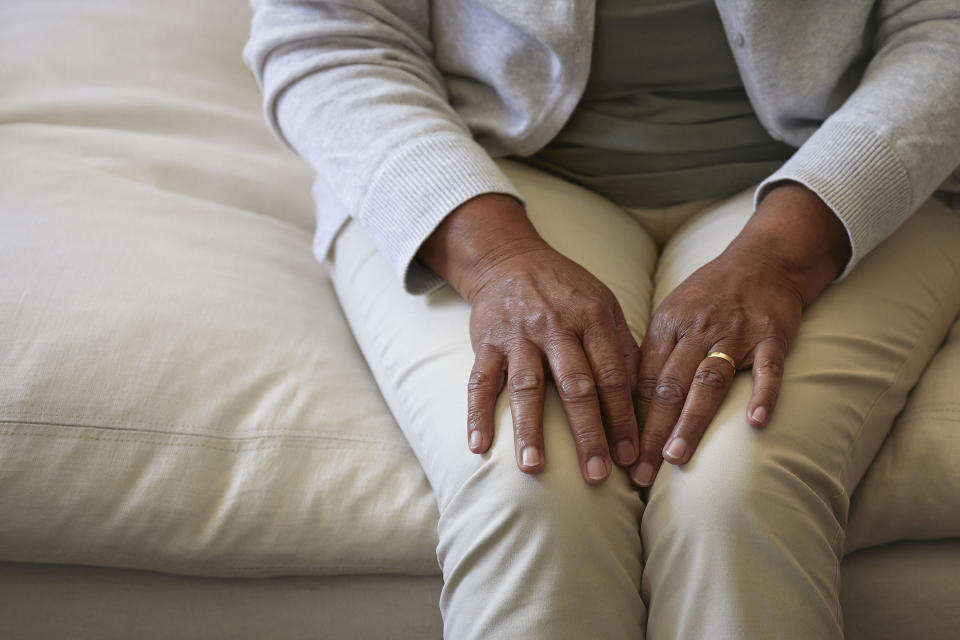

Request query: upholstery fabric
[
  {"left": 0, "top": 0, "right": 439, "bottom": 577},
  {"left": 1, "top": 541, "right": 959, "bottom": 640},
  {"left": 1, "top": 0, "right": 959, "bottom": 607},
  {"left": 0, "top": 562, "right": 444, "bottom": 639},
  {"left": 847, "top": 314, "right": 960, "bottom": 551}
]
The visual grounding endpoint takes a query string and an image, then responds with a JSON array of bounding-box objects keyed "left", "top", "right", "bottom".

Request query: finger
[
  {"left": 662, "top": 345, "right": 739, "bottom": 466},
  {"left": 542, "top": 331, "right": 611, "bottom": 484},
  {"left": 631, "top": 340, "right": 701, "bottom": 486},
  {"left": 467, "top": 344, "right": 505, "bottom": 453},
  {"left": 582, "top": 316, "right": 639, "bottom": 466},
  {"left": 506, "top": 340, "right": 547, "bottom": 474},
  {"left": 611, "top": 302, "right": 642, "bottom": 394},
  {"left": 634, "top": 318, "right": 676, "bottom": 432},
  {"left": 746, "top": 337, "right": 786, "bottom": 429}
]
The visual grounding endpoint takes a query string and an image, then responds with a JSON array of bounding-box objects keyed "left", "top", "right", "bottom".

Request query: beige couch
[{"left": 2, "top": 1, "right": 959, "bottom": 637}]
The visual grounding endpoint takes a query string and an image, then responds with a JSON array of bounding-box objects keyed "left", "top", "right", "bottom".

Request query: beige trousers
[{"left": 328, "top": 160, "right": 960, "bottom": 639}]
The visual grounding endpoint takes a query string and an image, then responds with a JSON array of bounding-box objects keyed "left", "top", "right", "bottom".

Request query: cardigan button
[{"left": 733, "top": 32, "right": 745, "bottom": 47}]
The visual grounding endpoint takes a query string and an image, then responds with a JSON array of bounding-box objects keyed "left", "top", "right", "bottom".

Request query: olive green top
[{"left": 524, "top": 0, "right": 794, "bottom": 207}]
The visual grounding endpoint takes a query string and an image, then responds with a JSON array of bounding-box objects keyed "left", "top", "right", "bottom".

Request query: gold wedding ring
[{"left": 706, "top": 351, "right": 736, "bottom": 370}]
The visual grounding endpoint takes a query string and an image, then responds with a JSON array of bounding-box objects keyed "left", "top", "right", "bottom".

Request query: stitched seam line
[
  {"left": 2, "top": 553, "right": 441, "bottom": 577},
  {"left": 0, "top": 422, "right": 410, "bottom": 454},
  {"left": 0, "top": 415, "right": 408, "bottom": 451},
  {"left": 1, "top": 408, "right": 392, "bottom": 441}
]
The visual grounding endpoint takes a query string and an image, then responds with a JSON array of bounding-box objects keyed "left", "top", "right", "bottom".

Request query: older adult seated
[{"left": 245, "top": 1, "right": 960, "bottom": 638}]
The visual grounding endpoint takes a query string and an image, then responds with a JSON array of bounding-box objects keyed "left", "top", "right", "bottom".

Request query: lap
[
  {"left": 325, "top": 147, "right": 960, "bottom": 640},
  {"left": 329, "top": 158, "right": 960, "bottom": 637},
  {"left": 648, "top": 193, "right": 960, "bottom": 504},
  {"left": 638, "top": 192, "right": 960, "bottom": 639},
  {"left": 329, "top": 159, "right": 960, "bottom": 513},
  {"left": 328, "top": 158, "right": 659, "bottom": 638},
  {"left": 327, "top": 159, "right": 660, "bottom": 509}
]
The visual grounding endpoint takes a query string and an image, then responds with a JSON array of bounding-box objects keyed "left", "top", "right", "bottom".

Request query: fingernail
[
  {"left": 664, "top": 438, "right": 687, "bottom": 461},
  {"left": 632, "top": 462, "right": 654, "bottom": 486},
  {"left": 469, "top": 430, "right": 482, "bottom": 451},
  {"left": 616, "top": 440, "right": 637, "bottom": 464},
  {"left": 522, "top": 446, "right": 541, "bottom": 468},
  {"left": 751, "top": 406, "right": 767, "bottom": 425},
  {"left": 586, "top": 456, "right": 608, "bottom": 481}
]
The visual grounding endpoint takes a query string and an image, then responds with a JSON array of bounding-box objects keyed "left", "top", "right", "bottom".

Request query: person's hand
[
  {"left": 418, "top": 194, "right": 641, "bottom": 484},
  {"left": 629, "top": 182, "right": 852, "bottom": 487}
]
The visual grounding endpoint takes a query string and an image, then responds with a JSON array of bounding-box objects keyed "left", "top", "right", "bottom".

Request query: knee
[
  {"left": 437, "top": 450, "right": 643, "bottom": 565},
  {"left": 436, "top": 453, "right": 646, "bottom": 638},
  {"left": 455, "top": 452, "right": 639, "bottom": 531},
  {"left": 646, "top": 445, "right": 846, "bottom": 549}
]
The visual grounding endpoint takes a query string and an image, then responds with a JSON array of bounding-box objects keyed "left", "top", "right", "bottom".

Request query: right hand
[{"left": 418, "top": 194, "right": 641, "bottom": 484}]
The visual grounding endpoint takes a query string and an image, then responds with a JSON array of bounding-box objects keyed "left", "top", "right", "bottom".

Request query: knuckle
[
  {"left": 467, "top": 369, "right": 492, "bottom": 393},
  {"left": 572, "top": 428, "right": 606, "bottom": 452},
  {"left": 606, "top": 416, "right": 638, "bottom": 437},
  {"left": 693, "top": 366, "right": 728, "bottom": 391},
  {"left": 541, "top": 309, "right": 564, "bottom": 331},
  {"left": 473, "top": 341, "right": 498, "bottom": 359},
  {"left": 557, "top": 372, "right": 597, "bottom": 401},
  {"left": 686, "top": 312, "right": 711, "bottom": 336},
  {"left": 637, "top": 377, "right": 658, "bottom": 403},
  {"left": 756, "top": 357, "right": 784, "bottom": 379},
  {"left": 678, "top": 411, "right": 709, "bottom": 430},
  {"left": 509, "top": 369, "right": 544, "bottom": 394},
  {"left": 594, "top": 367, "right": 629, "bottom": 392},
  {"left": 649, "top": 310, "right": 672, "bottom": 336},
  {"left": 726, "top": 314, "right": 746, "bottom": 335},
  {"left": 581, "top": 297, "right": 608, "bottom": 319},
  {"left": 512, "top": 421, "right": 540, "bottom": 441},
  {"left": 769, "top": 332, "right": 790, "bottom": 351},
  {"left": 466, "top": 406, "right": 486, "bottom": 427},
  {"left": 653, "top": 378, "right": 687, "bottom": 407},
  {"left": 640, "top": 430, "right": 669, "bottom": 452},
  {"left": 522, "top": 309, "right": 551, "bottom": 333}
]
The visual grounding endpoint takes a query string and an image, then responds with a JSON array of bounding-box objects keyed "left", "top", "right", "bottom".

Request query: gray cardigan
[{"left": 244, "top": 0, "right": 960, "bottom": 294}]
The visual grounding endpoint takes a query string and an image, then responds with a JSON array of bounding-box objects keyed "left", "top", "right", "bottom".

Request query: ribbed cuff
[
  {"left": 755, "top": 119, "right": 914, "bottom": 280},
  {"left": 359, "top": 134, "right": 523, "bottom": 294}
]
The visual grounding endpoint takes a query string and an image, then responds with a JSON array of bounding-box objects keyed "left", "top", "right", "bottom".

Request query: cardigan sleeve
[
  {"left": 243, "top": 0, "right": 522, "bottom": 294},
  {"left": 755, "top": 0, "right": 960, "bottom": 279}
]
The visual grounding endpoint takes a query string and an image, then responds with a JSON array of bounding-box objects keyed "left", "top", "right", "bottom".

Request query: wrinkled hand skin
[
  {"left": 464, "top": 245, "right": 642, "bottom": 484},
  {"left": 418, "top": 193, "right": 641, "bottom": 484},
  {"left": 626, "top": 246, "right": 804, "bottom": 486},
  {"left": 418, "top": 183, "right": 850, "bottom": 488},
  {"left": 629, "top": 181, "right": 851, "bottom": 486}
]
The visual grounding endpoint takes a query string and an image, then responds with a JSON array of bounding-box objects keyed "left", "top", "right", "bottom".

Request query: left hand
[{"left": 629, "top": 182, "right": 852, "bottom": 487}]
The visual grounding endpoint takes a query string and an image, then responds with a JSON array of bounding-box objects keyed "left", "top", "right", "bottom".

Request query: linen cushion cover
[
  {"left": 0, "top": 0, "right": 439, "bottom": 577},
  {"left": 0, "top": 0, "right": 958, "bottom": 579}
]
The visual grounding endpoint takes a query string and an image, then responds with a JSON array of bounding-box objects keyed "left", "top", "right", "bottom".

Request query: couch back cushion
[{"left": 0, "top": 0, "right": 439, "bottom": 577}]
